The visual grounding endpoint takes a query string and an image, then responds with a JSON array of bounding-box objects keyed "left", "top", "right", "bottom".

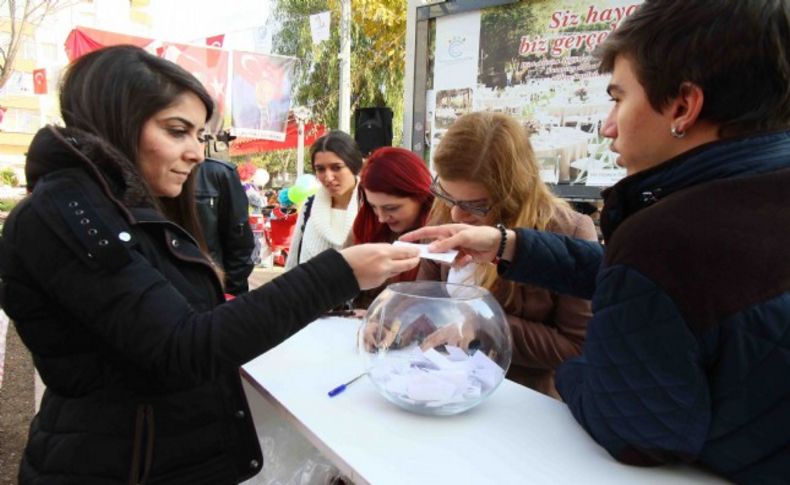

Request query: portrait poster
[
  {"left": 158, "top": 43, "right": 229, "bottom": 135},
  {"left": 231, "top": 51, "right": 297, "bottom": 141}
]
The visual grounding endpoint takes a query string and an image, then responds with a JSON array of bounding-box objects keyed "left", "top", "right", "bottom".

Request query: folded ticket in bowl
[{"left": 393, "top": 241, "right": 458, "bottom": 263}]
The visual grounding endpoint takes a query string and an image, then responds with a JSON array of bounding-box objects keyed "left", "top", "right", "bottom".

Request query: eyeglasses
[{"left": 429, "top": 176, "right": 492, "bottom": 217}]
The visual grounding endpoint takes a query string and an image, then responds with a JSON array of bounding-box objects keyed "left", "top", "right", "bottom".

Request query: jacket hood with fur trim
[{"left": 25, "top": 125, "right": 159, "bottom": 211}]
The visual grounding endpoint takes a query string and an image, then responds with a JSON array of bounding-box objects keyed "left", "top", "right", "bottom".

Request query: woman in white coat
[{"left": 285, "top": 130, "right": 362, "bottom": 269}]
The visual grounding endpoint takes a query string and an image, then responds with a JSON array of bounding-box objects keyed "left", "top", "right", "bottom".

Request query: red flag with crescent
[
  {"left": 33, "top": 68, "right": 47, "bottom": 94},
  {"left": 206, "top": 34, "right": 225, "bottom": 48},
  {"left": 157, "top": 43, "right": 229, "bottom": 134}
]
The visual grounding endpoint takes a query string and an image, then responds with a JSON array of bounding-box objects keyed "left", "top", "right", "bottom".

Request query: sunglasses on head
[{"left": 429, "top": 176, "right": 492, "bottom": 217}]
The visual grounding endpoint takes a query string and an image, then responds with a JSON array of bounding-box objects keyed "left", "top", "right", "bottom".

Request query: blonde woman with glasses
[{"left": 418, "top": 111, "right": 597, "bottom": 398}]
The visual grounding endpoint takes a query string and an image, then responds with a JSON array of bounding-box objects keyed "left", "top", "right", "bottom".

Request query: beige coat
[{"left": 417, "top": 208, "right": 596, "bottom": 399}]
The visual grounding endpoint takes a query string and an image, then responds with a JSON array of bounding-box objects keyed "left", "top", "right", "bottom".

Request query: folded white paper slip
[{"left": 393, "top": 241, "right": 458, "bottom": 263}]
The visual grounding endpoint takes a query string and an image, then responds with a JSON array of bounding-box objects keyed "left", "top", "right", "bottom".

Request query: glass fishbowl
[{"left": 357, "top": 281, "right": 512, "bottom": 416}]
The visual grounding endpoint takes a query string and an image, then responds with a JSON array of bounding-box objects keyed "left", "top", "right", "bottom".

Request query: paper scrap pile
[{"left": 368, "top": 345, "right": 504, "bottom": 407}]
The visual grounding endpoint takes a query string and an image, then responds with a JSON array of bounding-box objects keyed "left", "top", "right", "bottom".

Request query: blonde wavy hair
[{"left": 429, "top": 111, "right": 569, "bottom": 304}]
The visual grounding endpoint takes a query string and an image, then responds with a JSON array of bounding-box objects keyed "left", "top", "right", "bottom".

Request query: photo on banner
[
  {"left": 431, "top": 0, "right": 641, "bottom": 186},
  {"left": 433, "top": 88, "right": 472, "bottom": 148},
  {"left": 231, "top": 51, "right": 297, "bottom": 141}
]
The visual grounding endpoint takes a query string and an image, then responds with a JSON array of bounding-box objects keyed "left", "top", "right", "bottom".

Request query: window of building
[
  {"left": 1, "top": 108, "right": 40, "bottom": 133},
  {"left": 39, "top": 43, "right": 58, "bottom": 63},
  {"left": 0, "top": 33, "right": 37, "bottom": 61},
  {"left": 0, "top": 72, "right": 33, "bottom": 95}
]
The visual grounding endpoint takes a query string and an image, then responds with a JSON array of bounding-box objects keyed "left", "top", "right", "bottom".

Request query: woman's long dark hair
[{"left": 59, "top": 44, "right": 214, "bottom": 246}]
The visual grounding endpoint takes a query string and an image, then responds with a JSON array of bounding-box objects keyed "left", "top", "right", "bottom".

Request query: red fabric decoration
[
  {"left": 230, "top": 120, "right": 327, "bottom": 155},
  {"left": 206, "top": 34, "right": 225, "bottom": 48},
  {"left": 64, "top": 26, "right": 152, "bottom": 62},
  {"left": 236, "top": 162, "right": 257, "bottom": 182}
]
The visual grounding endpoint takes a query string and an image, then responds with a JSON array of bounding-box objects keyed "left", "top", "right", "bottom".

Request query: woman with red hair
[{"left": 348, "top": 147, "right": 433, "bottom": 308}]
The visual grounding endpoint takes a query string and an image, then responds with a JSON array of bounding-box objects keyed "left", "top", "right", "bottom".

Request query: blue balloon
[{"left": 278, "top": 188, "right": 292, "bottom": 206}]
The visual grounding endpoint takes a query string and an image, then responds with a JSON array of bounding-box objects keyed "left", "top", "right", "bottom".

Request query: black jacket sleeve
[
  {"left": 196, "top": 160, "right": 255, "bottom": 295},
  {"left": 216, "top": 164, "right": 255, "bottom": 294},
  {"left": 1, "top": 186, "right": 360, "bottom": 386},
  {"left": 500, "top": 228, "right": 604, "bottom": 299}
]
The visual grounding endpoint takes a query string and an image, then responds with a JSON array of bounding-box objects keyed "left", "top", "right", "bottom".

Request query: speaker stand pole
[
  {"left": 296, "top": 121, "right": 305, "bottom": 176},
  {"left": 339, "top": 0, "right": 351, "bottom": 132},
  {"left": 293, "top": 106, "right": 311, "bottom": 176}
]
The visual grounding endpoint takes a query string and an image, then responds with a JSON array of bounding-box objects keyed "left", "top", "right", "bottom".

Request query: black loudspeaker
[{"left": 354, "top": 107, "right": 393, "bottom": 156}]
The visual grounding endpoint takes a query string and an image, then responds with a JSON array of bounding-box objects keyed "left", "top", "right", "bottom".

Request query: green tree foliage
[
  {"left": 272, "top": 0, "right": 406, "bottom": 142},
  {"left": 231, "top": 148, "right": 300, "bottom": 186},
  {"left": 480, "top": 2, "right": 543, "bottom": 78},
  {"left": 0, "top": 166, "right": 18, "bottom": 186}
]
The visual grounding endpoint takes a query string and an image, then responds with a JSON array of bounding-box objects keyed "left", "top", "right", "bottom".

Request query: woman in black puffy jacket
[{"left": 0, "top": 45, "right": 418, "bottom": 484}]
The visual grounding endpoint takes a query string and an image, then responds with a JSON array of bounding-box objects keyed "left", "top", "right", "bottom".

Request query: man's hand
[
  {"left": 400, "top": 224, "right": 516, "bottom": 266},
  {"left": 340, "top": 243, "right": 420, "bottom": 290},
  {"left": 419, "top": 321, "right": 477, "bottom": 352},
  {"left": 359, "top": 319, "right": 400, "bottom": 352}
]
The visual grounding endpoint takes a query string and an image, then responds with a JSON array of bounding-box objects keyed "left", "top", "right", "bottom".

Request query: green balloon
[
  {"left": 288, "top": 184, "right": 308, "bottom": 205},
  {"left": 295, "top": 174, "right": 319, "bottom": 197}
]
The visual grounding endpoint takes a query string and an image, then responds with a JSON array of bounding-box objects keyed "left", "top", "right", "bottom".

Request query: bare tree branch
[{"left": 0, "top": 0, "right": 78, "bottom": 90}]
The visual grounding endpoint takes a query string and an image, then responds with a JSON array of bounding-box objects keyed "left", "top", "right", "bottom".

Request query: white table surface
[{"left": 241, "top": 317, "right": 724, "bottom": 485}]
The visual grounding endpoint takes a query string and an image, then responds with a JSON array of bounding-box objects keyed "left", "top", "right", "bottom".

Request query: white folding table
[{"left": 241, "top": 317, "right": 724, "bottom": 485}]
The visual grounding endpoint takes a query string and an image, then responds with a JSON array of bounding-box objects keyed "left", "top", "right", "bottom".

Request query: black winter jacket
[
  {"left": 0, "top": 126, "right": 359, "bottom": 484},
  {"left": 501, "top": 131, "right": 790, "bottom": 482},
  {"left": 195, "top": 158, "right": 255, "bottom": 295}
]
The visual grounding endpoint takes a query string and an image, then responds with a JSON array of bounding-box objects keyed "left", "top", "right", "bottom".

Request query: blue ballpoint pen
[{"left": 327, "top": 372, "right": 367, "bottom": 397}]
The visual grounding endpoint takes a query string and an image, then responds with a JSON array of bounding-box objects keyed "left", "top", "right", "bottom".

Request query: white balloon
[{"left": 253, "top": 168, "right": 270, "bottom": 188}]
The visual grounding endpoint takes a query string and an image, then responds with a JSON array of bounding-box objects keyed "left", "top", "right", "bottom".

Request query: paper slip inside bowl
[{"left": 393, "top": 241, "right": 458, "bottom": 263}]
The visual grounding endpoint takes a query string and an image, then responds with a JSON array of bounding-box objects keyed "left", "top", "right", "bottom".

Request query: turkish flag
[
  {"left": 33, "top": 68, "right": 47, "bottom": 94},
  {"left": 206, "top": 34, "right": 224, "bottom": 48},
  {"left": 157, "top": 43, "right": 228, "bottom": 134}
]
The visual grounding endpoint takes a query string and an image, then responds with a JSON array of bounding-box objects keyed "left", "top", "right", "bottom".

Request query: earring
[{"left": 671, "top": 126, "right": 686, "bottom": 139}]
